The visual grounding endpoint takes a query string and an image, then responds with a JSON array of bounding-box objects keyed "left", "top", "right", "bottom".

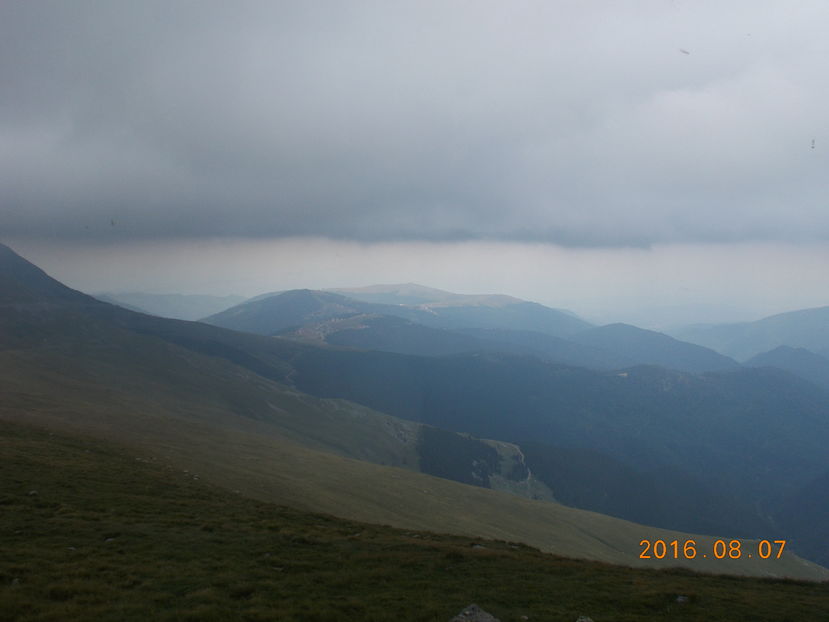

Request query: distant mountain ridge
[
  {"left": 745, "top": 346, "right": 829, "bottom": 391},
  {"left": 204, "top": 287, "right": 593, "bottom": 339},
  {"left": 207, "top": 288, "right": 740, "bottom": 374},
  {"left": 327, "top": 283, "right": 527, "bottom": 308},
  {"left": 570, "top": 323, "right": 739, "bottom": 373},
  {"left": 672, "top": 305, "right": 829, "bottom": 360}
]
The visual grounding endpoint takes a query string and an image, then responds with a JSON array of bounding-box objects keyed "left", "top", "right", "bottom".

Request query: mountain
[
  {"left": 98, "top": 292, "right": 245, "bottom": 320},
  {"left": 7, "top": 242, "right": 817, "bottom": 578},
  {"left": 778, "top": 468, "right": 829, "bottom": 569},
  {"left": 456, "top": 327, "right": 636, "bottom": 370},
  {"left": 329, "top": 282, "right": 569, "bottom": 312},
  {"left": 518, "top": 441, "right": 748, "bottom": 531},
  {"left": 0, "top": 242, "right": 92, "bottom": 305},
  {"left": 279, "top": 347, "right": 829, "bottom": 561},
  {"left": 204, "top": 289, "right": 376, "bottom": 335},
  {"left": 569, "top": 323, "right": 740, "bottom": 373},
  {"left": 129, "top": 267, "right": 829, "bottom": 565},
  {"left": 672, "top": 305, "right": 829, "bottom": 361},
  {"left": 744, "top": 346, "right": 829, "bottom": 391},
  {"left": 205, "top": 286, "right": 592, "bottom": 339},
  {"left": 279, "top": 315, "right": 623, "bottom": 370},
  {"left": 404, "top": 297, "right": 592, "bottom": 337},
  {"left": 209, "top": 290, "right": 736, "bottom": 373},
  {"left": 0, "top": 249, "right": 546, "bottom": 502},
  {"left": 4, "top": 242, "right": 829, "bottom": 575},
  {"left": 327, "top": 282, "right": 484, "bottom": 305},
  {"left": 279, "top": 313, "right": 638, "bottom": 370},
  {"left": 287, "top": 313, "right": 496, "bottom": 357}
]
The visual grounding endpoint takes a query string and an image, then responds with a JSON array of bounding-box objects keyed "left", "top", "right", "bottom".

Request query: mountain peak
[
  {"left": 327, "top": 283, "right": 527, "bottom": 308},
  {"left": 0, "top": 243, "right": 93, "bottom": 305},
  {"left": 571, "top": 321, "right": 739, "bottom": 373}
]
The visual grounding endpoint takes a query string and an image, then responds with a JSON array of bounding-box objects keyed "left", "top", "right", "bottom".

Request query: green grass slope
[
  {"left": 3, "top": 420, "right": 829, "bottom": 622},
  {"left": 1, "top": 346, "right": 826, "bottom": 581}
]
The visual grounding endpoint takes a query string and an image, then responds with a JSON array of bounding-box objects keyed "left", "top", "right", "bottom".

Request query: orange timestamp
[{"left": 639, "top": 538, "right": 787, "bottom": 560}]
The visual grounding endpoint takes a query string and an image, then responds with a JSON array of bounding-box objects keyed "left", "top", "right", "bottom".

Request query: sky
[{"left": 2, "top": 1, "right": 828, "bottom": 326}]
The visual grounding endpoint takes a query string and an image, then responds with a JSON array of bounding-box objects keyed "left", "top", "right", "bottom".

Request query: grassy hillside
[
  {"left": 3, "top": 420, "right": 829, "bottom": 622},
  {"left": 283, "top": 347, "right": 829, "bottom": 551},
  {"left": 2, "top": 345, "right": 826, "bottom": 581}
]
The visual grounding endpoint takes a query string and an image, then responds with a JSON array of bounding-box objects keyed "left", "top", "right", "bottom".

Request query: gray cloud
[{"left": 2, "top": 0, "right": 828, "bottom": 246}]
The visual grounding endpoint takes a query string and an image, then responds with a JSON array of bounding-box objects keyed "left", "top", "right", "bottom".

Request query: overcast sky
[{"left": 2, "top": 1, "right": 828, "bottom": 325}]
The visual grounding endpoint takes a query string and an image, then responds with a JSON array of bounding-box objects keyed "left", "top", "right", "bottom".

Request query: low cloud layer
[{"left": 2, "top": 1, "right": 827, "bottom": 246}]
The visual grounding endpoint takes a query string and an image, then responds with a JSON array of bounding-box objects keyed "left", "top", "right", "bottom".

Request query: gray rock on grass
[{"left": 450, "top": 604, "right": 501, "bottom": 622}]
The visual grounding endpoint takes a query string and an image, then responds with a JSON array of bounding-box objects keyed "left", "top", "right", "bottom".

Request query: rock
[{"left": 450, "top": 604, "right": 500, "bottom": 622}]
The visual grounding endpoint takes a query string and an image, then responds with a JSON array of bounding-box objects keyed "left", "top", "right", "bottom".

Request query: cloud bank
[{"left": 2, "top": 1, "right": 827, "bottom": 246}]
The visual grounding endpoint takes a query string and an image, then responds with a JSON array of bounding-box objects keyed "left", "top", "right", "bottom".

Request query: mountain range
[
  {"left": 745, "top": 346, "right": 829, "bottom": 392},
  {"left": 2, "top": 242, "right": 828, "bottom": 583},
  {"left": 203, "top": 288, "right": 741, "bottom": 375},
  {"left": 672, "top": 306, "right": 829, "bottom": 361}
]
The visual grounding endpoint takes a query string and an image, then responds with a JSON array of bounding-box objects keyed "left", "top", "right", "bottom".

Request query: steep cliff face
[
  {"left": 416, "top": 426, "right": 555, "bottom": 502},
  {"left": 483, "top": 439, "right": 556, "bottom": 502}
]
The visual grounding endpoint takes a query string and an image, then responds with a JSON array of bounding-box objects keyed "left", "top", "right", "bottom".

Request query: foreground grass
[{"left": 1, "top": 421, "right": 827, "bottom": 621}]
